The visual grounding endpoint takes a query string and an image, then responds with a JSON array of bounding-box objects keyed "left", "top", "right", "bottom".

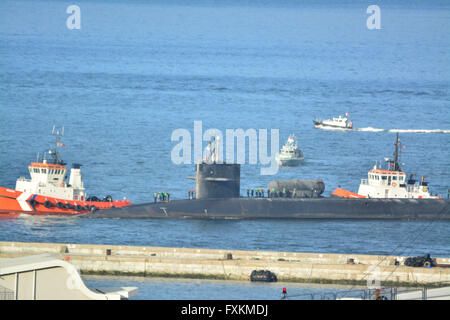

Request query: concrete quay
[{"left": 1, "top": 241, "right": 449, "bottom": 286}]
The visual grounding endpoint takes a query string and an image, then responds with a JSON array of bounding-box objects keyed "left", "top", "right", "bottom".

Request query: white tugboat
[
  {"left": 314, "top": 113, "right": 353, "bottom": 130},
  {"left": 275, "top": 134, "right": 304, "bottom": 167},
  {"left": 332, "top": 133, "right": 441, "bottom": 199}
]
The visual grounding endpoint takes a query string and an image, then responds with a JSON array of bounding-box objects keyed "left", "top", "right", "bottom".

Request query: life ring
[{"left": 392, "top": 182, "right": 397, "bottom": 187}]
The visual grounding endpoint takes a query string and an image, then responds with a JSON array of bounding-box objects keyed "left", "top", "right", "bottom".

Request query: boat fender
[
  {"left": 90, "top": 206, "right": 98, "bottom": 213},
  {"left": 44, "top": 201, "right": 52, "bottom": 208},
  {"left": 75, "top": 204, "right": 83, "bottom": 211},
  {"left": 57, "top": 202, "right": 64, "bottom": 209},
  {"left": 64, "top": 203, "right": 74, "bottom": 209}
]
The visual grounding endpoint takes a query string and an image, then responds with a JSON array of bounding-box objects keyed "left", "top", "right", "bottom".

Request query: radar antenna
[{"left": 49, "top": 126, "right": 65, "bottom": 165}]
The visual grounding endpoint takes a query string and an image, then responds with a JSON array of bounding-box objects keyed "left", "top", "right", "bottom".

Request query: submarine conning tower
[{"left": 195, "top": 162, "right": 241, "bottom": 199}]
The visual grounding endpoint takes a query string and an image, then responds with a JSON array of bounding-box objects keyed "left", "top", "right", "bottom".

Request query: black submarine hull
[{"left": 85, "top": 198, "right": 450, "bottom": 219}]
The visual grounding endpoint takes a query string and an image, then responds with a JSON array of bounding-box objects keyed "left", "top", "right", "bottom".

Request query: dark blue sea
[{"left": 0, "top": 0, "right": 449, "bottom": 299}]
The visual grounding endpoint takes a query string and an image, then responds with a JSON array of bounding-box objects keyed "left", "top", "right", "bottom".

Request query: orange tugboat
[{"left": 0, "top": 127, "right": 131, "bottom": 216}]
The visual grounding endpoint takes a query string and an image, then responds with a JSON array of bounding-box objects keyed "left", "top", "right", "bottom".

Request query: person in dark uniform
[
  {"left": 247, "top": 187, "right": 250, "bottom": 197},
  {"left": 167, "top": 192, "right": 170, "bottom": 201},
  {"left": 251, "top": 188, "right": 254, "bottom": 197}
]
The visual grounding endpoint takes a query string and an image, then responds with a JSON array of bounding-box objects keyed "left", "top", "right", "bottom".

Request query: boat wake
[
  {"left": 388, "top": 129, "right": 450, "bottom": 134},
  {"left": 355, "top": 127, "right": 450, "bottom": 134}
]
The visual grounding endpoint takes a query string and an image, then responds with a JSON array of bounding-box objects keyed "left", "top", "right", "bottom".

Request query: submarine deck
[{"left": 85, "top": 197, "right": 450, "bottom": 219}]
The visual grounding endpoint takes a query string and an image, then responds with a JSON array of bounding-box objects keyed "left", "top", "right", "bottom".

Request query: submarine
[{"left": 86, "top": 135, "right": 450, "bottom": 220}]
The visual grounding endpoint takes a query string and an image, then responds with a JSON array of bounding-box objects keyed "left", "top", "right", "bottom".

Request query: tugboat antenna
[{"left": 51, "top": 126, "right": 65, "bottom": 165}]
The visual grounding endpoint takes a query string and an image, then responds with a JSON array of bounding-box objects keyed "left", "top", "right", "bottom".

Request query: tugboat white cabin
[
  {"left": 357, "top": 133, "right": 439, "bottom": 199},
  {"left": 15, "top": 127, "right": 86, "bottom": 201},
  {"left": 16, "top": 162, "right": 85, "bottom": 201}
]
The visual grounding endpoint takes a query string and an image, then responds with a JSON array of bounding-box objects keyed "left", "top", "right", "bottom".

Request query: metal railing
[
  {"left": 282, "top": 284, "right": 450, "bottom": 300},
  {"left": 0, "top": 285, "right": 14, "bottom": 300}
]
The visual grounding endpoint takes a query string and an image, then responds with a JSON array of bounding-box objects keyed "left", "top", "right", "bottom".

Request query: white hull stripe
[{"left": 17, "top": 192, "right": 32, "bottom": 211}]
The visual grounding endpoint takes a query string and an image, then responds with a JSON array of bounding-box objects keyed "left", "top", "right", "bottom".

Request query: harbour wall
[{"left": 1, "top": 241, "right": 449, "bottom": 286}]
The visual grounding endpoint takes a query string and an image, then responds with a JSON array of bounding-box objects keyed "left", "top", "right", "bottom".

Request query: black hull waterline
[{"left": 85, "top": 198, "right": 450, "bottom": 220}]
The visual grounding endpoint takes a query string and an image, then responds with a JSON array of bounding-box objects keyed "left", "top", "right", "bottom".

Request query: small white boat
[
  {"left": 275, "top": 134, "right": 304, "bottom": 167},
  {"left": 314, "top": 114, "right": 353, "bottom": 130}
]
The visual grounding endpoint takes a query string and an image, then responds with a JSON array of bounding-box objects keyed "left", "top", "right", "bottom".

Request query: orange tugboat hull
[{"left": 0, "top": 186, "right": 131, "bottom": 216}]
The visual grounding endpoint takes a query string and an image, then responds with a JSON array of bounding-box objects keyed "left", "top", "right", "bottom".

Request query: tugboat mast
[
  {"left": 392, "top": 132, "right": 401, "bottom": 171},
  {"left": 49, "top": 126, "right": 65, "bottom": 165}
]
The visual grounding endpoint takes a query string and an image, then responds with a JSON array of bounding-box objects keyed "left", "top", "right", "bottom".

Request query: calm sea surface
[{"left": 0, "top": 0, "right": 449, "bottom": 299}]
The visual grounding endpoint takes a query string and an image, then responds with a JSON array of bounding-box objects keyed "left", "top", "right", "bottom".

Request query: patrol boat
[
  {"left": 275, "top": 134, "right": 304, "bottom": 167},
  {"left": 332, "top": 133, "right": 441, "bottom": 199},
  {"left": 314, "top": 114, "right": 353, "bottom": 130},
  {"left": 0, "top": 127, "right": 132, "bottom": 216}
]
